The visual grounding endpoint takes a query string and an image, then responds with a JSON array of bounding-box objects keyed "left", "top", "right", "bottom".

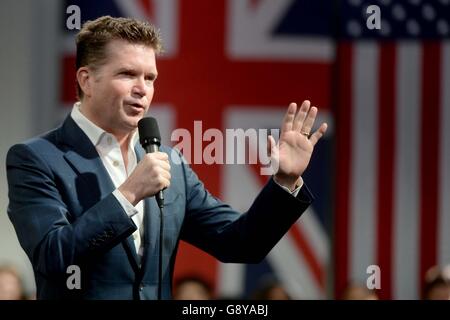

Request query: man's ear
[{"left": 76, "top": 67, "right": 92, "bottom": 97}]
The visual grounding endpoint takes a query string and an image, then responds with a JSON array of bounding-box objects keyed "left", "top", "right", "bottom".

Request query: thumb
[{"left": 267, "top": 135, "right": 276, "bottom": 157}]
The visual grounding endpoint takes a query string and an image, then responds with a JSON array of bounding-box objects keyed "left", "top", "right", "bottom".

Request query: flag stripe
[
  {"left": 438, "top": 41, "right": 450, "bottom": 267},
  {"left": 247, "top": 161, "right": 325, "bottom": 292},
  {"left": 217, "top": 263, "right": 245, "bottom": 298},
  {"left": 228, "top": 0, "right": 334, "bottom": 60},
  {"left": 419, "top": 42, "right": 442, "bottom": 294},
  {"left": 350, "top": 42, "right": 379, "bottom": 283},
  {"left": 269, "top": 236, "right": 323, "bottom": 298},
  {"left": 297, "top": 209, "right": 329, "bottom": 265},
  {"left": 138, "top": 0, "right": 154, "bottom": 17},
  {"left": 114, "top": 0, "right": 149, "bottom": 21},
  {"left": 376, "top": 43, "right": 396, "bottom": 299},
  {"left": 393, "top": 42, "right": 421, "bottom": 299},
  {"left": 334, "top": 42, "right": 352, "bottom": 298},
  {"left": 288, "top": 227, "right": 325, "bottom": 289}
]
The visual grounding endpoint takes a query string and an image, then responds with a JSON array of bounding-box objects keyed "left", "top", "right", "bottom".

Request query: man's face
[{"left": 84, "top": 39, "right": 157, "bottom": 136}]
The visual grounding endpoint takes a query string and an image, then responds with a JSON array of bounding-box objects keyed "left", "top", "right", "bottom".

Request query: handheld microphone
[
  {"left": 138, "top": 116, "right": 165, "bottom": 300},
  {"left": 138, "top": 117, "right": 164, "bottom": 208}
]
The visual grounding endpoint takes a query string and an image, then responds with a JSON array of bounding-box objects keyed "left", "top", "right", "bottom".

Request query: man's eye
[{"left": 121, "top": 71, "right": 135, "bottom": 77}]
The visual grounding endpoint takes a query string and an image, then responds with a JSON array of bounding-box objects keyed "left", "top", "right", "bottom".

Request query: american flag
[
  {"left": 334, "top": 0, "right": 450, "bottom": 299},
  {"left": 60, "top": 0, "right": 333, "bottom": 299}
]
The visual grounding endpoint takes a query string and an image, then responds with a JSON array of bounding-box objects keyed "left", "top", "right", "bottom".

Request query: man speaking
[{"left": 6, "top": 16, "right": 327, "bottom": 299}]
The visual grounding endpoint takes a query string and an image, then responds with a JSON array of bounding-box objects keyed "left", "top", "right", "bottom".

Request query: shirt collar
[{"left": 70, "top": 102, "right": 139, "bottom": 149}]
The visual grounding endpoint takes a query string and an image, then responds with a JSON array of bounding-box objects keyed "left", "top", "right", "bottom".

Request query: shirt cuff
[
  {"left": 274, "top": 176, "right": 303, "bottom": 197},
  {"left": 113, "top": 189, "right": 139, "bottom": 218}
]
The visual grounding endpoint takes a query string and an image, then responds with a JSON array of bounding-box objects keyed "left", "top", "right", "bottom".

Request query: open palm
[{"left": 269, "top": 101, "right": 328, "bottom": 190}]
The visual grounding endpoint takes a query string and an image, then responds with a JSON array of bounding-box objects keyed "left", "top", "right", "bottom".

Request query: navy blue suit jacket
[{"left": 6, "top": 115, "right": 314, "bottom": 299}]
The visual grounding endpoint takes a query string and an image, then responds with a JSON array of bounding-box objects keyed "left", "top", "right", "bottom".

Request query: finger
[
  {"left": 158, "top": 176, "right": 171, "bottom": 190},
  {"left": 292, "top": 100, "right": 311, "bottom": 131},
  {"left": 145, "top": 153, "right": 170, "bottom": 169},
  {"left": 155, "top": 152, "right": 169, "bottom": 160},
  {"left": 300, "top": 106, "right": 317, "bottom": 135},
  {"left": 164, "top": 177, "right": 171, "bottom": 189},
  {"left": 309, "top": 123, "right": 328, "bottom": 146},
  {"left": 144, "top": 152, "right": 167, "bottom": 163},
  {"left": 156, "top": 165, "right": 171, "bottom": 180},
  {"left": 161, "top": 169, "right": 171, "bottom": 181},
  {"left": 281, "top": 103, "right": 297, "bottom": 133},
  {"left": 157, "top": 159, "right": 171, "bottom": 171},
  {"left": 164, "top": 178, "right": 171, "bottom": 189}
]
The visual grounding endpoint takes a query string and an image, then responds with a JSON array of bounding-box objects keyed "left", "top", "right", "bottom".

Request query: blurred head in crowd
[
  {"left": 0, "top": 265, "right": 25, "bottom": 300},
  {"left": 251, "top": 276, "right": 291, "bottom": 300},
  {"left": 423, "top": 265, "right": 450, "bottom": 300},
  {"left": 173, "top": 275, "right": 214, "bottom": 300},
  {"left": 341, "top": 283, "right": 379, "bottom": 300}
]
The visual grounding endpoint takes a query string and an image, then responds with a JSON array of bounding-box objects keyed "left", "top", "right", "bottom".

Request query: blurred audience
[
  {"left": 173, "top": 275, "right": 214, "bottom": 300},
  {"left": 341, "top": 283, "right": 379, "bottom": 300},
  {"left": 0, "top": 265, "right": 26, "bottom": 300},
  {"left": 422, "top": 265, "right": 450, "bottom": 300},
  {"left": 250, "top": 275, "right": 291, "bottom": 300}
]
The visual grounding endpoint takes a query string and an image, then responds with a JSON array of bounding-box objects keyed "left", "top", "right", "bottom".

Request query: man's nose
[{"left": 132, "top": 78, "right": 147, "bottom": 98}]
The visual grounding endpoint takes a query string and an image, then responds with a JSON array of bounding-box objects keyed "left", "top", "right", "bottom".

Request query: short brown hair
[{"left": 75, "top": 15, "right": 163, "bottom": 99}]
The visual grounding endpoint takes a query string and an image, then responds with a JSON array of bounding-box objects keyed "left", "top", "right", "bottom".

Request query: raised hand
[{"left": 269, "top": 101, "right": 327, "bottom": 191}]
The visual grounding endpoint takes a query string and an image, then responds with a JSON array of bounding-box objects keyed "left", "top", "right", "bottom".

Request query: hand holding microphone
[{"left": 118, "top": 117, "right": 170, "bottom": 207}]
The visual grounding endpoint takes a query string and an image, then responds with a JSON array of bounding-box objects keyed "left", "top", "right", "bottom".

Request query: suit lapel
[
  {"left": 63, "top": 150, "right": 113, "bottom": 197},
  {"left": 59, "top": 115, "right": 140, "bottom": 272}
]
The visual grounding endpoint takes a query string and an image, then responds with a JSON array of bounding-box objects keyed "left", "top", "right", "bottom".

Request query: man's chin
[
  {"left": 121, "top": 109, "right": 147, "bottom": 130},
  {"left": 127, "top": 120, "right": 140, "bottom": 130}
]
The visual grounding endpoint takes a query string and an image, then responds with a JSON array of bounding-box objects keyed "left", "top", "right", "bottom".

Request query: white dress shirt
[{"left": 71, "top": 102, "right": 144, "bottom": 257}]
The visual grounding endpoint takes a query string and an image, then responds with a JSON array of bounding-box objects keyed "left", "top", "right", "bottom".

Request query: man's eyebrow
[
  {"left": 115, "top": 67, "right": 157, "bottom": 77},
  {"left": 115, "top": 67, "right": 135, "bottom": 73}
]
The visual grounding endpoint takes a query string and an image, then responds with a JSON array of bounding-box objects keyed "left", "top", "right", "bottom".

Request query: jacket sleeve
[
  {"left": 6, "top": 143, "right": 137, "bottom": 277},
  {"left": 178, "top": 155, "right": 314, "bottom": 263}
]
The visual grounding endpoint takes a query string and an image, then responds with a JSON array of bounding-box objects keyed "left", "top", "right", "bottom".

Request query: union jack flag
[{"left": 60, "top": 0, "right": 332, "bottom": 299}]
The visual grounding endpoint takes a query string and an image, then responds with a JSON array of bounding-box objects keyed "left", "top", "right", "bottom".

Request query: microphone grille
[{"left": 138, "top": 117, "right": 161, "bottom": 146}]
